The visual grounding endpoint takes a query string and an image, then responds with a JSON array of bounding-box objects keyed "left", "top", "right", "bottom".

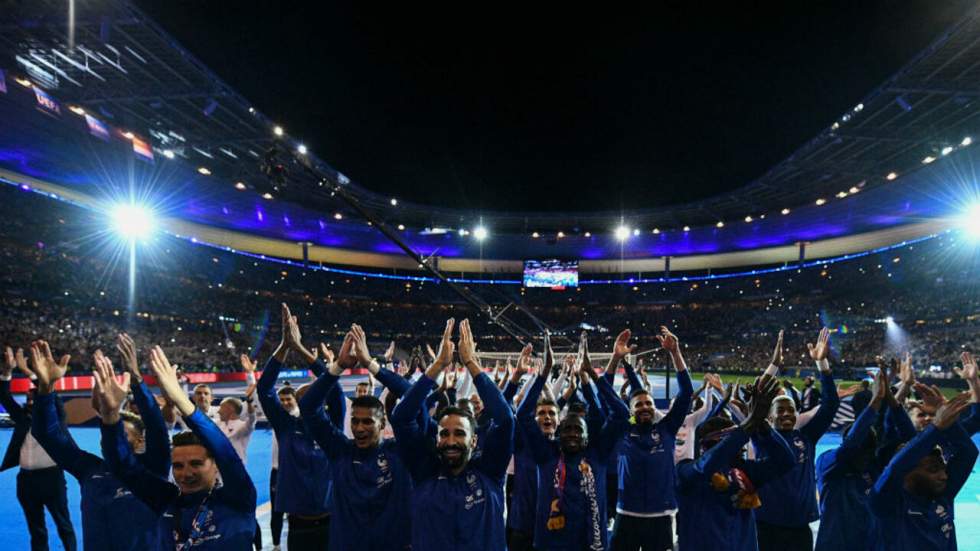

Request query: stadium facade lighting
[
  {"left": 397, "top": 224, "right": 405, "bottom": 231},
  {"left": 683, "top": 226, "right": 690, "bottom": 232},
  {"left": 474, "top": 226, "right": 488, "bottom": 241},
  {"left": 716, "top": 221, "right": 724, "bottom": 228},
  {"left": 110, "top": 204, "right": 154, "bottom": 240},
  {"left": 836, "top": 191, "right": 848, "bottom": 199},
  {"left": 162, "top": 149, "right": 175, "bottom": 159},
  {"left": 886, "top": 172, "right": 898, "bottom": 180},
  {"left": 334, "top": 213, "right": 343, "bottom": 220},
  {"left": 963, "top": 137, "right": 973, "bottom": 146},
  {"left": 197, "top": 167, "right": 211, "bottom": 175},
  {"left": 274, "top": 126, "right": 284, "bottom": 136},
  {"left": 653, "top": 228, "right": 660, "bottom": 234},
  {"left": 849, "top": 186, "right": 860, "bottom": 194},
  {"left": 262, "top": 192, "right": 273, "bottom": 200},
  {"left": 234, "top": 182, "right": 246, "bottom": 190},
  {"left": 781, "top": 208, "right": 791, "bottom": 215},
  {"left": 584, "top": 232, "right": 592, "bottom": 237},
  {"left": 615, "top": 226, "right": 630, "bottom": 241},
  {"left": 532, "top": 232, "right": 540, "bottom": 238},
  {"left": 815, "top": 198, "right": 826, "bottom": 206},
  {"left": 297, "top": 144, "right": 308, "bottom": 155},
  {"left": 744, "top": 216, "right": 753, "bottom": 223},
  {"left": 556, "top": 231, "right": 565, "bottom": 238}
]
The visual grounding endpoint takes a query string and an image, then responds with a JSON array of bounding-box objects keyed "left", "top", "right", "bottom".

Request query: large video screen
[{"left": 523, "top": 259, "right": 579, "bottom": 288}]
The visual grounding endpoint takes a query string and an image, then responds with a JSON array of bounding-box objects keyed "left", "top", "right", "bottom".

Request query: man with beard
[
  {"left": 99, "top": 344, "right": 257, "bottom": 550},
  {"left": 869, "top": 390, "right": 977, "bottom": 551},
  {"left": 610, "top": 326, "right": 693, "bottom": 551},
  {"left": 517, "top": 331, "right": 629, "bottom": 551},
  {"left": 390, "top": 318, "right": 515, "bottom": 551},
  {"left": 754, "top": 328, "right": 840, "bottom": 551},
  {"left": 258, "top": 303, "right": 344, "bottom": 550},
  {"left": 675, "top": 374, "right": 795, "bottom": 551},
  {"left": 299, "top": 323, "right": 413, "bottom": 551},
  {"left": 814, "top": 364, "right": 901, "bottom": 551}
]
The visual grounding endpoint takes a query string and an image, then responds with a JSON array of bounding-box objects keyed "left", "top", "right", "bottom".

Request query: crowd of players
[{"left": 2, "top": 300, "right": 979, "bottom": 551}]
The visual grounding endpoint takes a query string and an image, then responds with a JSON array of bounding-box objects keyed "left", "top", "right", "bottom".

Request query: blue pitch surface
[{"left": 1, "top": 375, "right": 979, "bottom": 550}]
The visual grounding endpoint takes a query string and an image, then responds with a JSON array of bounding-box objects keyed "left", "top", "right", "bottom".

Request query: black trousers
[
  {"left": 756, "top": 520, "right": 812, "bottom": 551},
  {"left": 506, "top": 527, "right": 536, "bottom": 551},
  {"left": 287, "top": 514, "right": 330, "bottom": 551},
  {"left": 609, "top": 513, "right": 673, "bottom": 551},
  {"left": 270, "top": 468, "right": 284, "bottom": 546},
  {"left": 16, "top": 467, "right": 77, "bottom": 551}
]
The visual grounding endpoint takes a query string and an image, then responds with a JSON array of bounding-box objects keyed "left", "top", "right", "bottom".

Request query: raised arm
[
  {"left": 656, "top": 327, "right": 693, "bottom": 434},
  {"left": 0, "top": 347, "right": 25, "bottom": 422},
  {"left": 150, "top": 345, "right": 256, "bottom": 510},
  {"left": 117, "top": 336, "right": 171, "bottom": 478},
  {"left": 596, "top": 373, "right": 630, "bottom": 457},
  {"left": 799, "top": 328, "right": 840, "bottom": 442},
  {"left": 459, "top": 319, "right": 515, "bottom": 478},
  {"left": 28, "top": 341, "right": 102, "bottom": 480},
  {"left": 870, "top": 393, "right": 972, "bottom": 512},
  {"left": 299, "top": 371, "right": 350, "bottom": 460},
  {"left": 762, "top": 330, "right": 784, "bottom": 377},
  {"left": 677, "top": 428, "right": 750, "bottom": 488},
  {"left": 516, "top": 373, "right": 554, "bottom": 463}
]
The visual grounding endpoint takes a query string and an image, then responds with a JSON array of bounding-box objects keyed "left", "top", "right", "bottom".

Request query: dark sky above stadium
[{"left": 136, "top": 1, "right": 973, "bottom": 213}]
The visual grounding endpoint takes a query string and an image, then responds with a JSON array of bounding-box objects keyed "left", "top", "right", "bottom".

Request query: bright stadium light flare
[
  {"left": 615, "top": 226, "right": 630, "bottom": 241},
  {"left": 111, "top": 204, "right": 155, "bottom": 240},
  {"left": 961, "top": 203, "right": 980, "bottom": 238},
  {"left": 474, "top": 226, "right": 488, "bottom": 241}
]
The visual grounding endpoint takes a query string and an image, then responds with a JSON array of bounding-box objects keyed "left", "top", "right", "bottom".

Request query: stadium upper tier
[{"left": 0, "top": 1, "right": 979, "bottom": 271}]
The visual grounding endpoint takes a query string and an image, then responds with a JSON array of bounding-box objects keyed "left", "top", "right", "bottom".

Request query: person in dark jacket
[
  {"left": 390, "top": 318, "right": 515, "bottom": 551},
  {"left": 2, "top": 344, "right": 76, "bottom": 551},
  {"left": 755, "top": 328, "right": 840, "bottom": 551},
  {"left": 676, "top": 375, "right": 795, "bottom": 551},
  {"left": 98, "top": 344, "right": 257, "bottom": 550},
  {"left": 31, "top": 341, "right": 171, "bottom": 551},
  {"left": 518, "top": 332, "right": 629, "bottom": 551}
]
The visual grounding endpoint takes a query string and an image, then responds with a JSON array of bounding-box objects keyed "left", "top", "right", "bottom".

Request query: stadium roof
[{"left": 0, "top": 1, "right": 976, "bottom": 271}]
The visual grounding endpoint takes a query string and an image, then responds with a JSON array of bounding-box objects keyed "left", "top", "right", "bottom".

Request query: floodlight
[
  {"left": 885, "top": 316, "right": 894, "bottom": 324},
  {"left": 474, "top": 226, "right": 488, "bottom": 241},
  {"left": 615, "top": 226, "right": 630, "bottom": 241},
  {"left": 111, "top": 204, "right": 154, "bottom": 240},
  {"left": 781, "top": 208, "right": 791, "bottom": 215},
  {"left": 297, "top": 144, "right": 308, "bottom": 155},
  {"left": 962, "top": 204, "right": 980, "bottom": 238},
  {"left": 963, "top": 137, "right": 973, "bottom": 146},
  {"left": 390, "top": 198, "right": 398, "bottom": 206},
  {"left": 274, "top": 126, "right": 284, "bottom": 136}
]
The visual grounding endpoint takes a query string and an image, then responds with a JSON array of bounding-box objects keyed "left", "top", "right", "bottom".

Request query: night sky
[{"left": 135, "top": 1, "right": 973, "bottom": 213}]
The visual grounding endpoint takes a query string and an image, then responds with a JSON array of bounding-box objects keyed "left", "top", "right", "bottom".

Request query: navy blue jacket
[
  {"left": 870, "top": 423, "right": 978, "bottom": 551},
  {"left": 33, "top": 391, "right": 168, "bottom": 551},
  {"left": 814, "top": 401, "right": 880, "bottom": 551},
  {"left": 101, "top": 410, "right": 257, "bottom": 550},
  {"left": 676, "top": 426, "right": 794, "bottom": 551},
  {"left": 518, "top": 374, "right": 629, "bottom": 551},
  {"left": 258, "top": 356, "right": 342, "bottom": 515},
  {"left": 616, "top": 369, "right": 693, "bottom": 515},
  {"left": 391, "top": 371, "right": 515, "bottom": 551},
  {"left": 300, "top": 369, "right": 413, "bottom": 551},
  {"left": 755, "top": 370, "right": 838, "bottom": 527}
]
